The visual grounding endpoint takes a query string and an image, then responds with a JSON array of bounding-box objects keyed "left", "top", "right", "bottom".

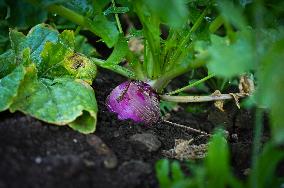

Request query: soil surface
[{"left": 0, "top": 69, "right": 268, "bottom": 188}]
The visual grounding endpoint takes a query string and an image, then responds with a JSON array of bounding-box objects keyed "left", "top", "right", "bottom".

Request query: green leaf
[
  {"left": 75, "top": 35, "right": 99, "bottom": 57},
  {"left": 257, "top": 37, "right": 284, "bottom": 144},
  {"left": 249, "top": 142, "right": 284, "bottom": 188},
  {"left": 24, "top": 24, "right": 59, "bottom": 64},
  {"left": 105, "top": 35, "right": 129, "bottom": 65},
  {"left": 216, "top": 0, "right": 247, "bottom": 30},
  {"left": 9, "top": 29, "right": 26, "bottom": 56},
  {"left": 171, "top": 161, "right": 185, "bottom": 182},
  {"left": 3, "top": 0, "right": 47, "bottom": 29},
  {"left": 39, "top": 30, "right": 97, "bottom": 83},
  {"left": 156, "top": 159, "right": 171, "bottom": 188},
  {"left": 204, "top": 131, "right": 243, "bottom": 188},
  {"left": 1, "top": 24, "right": 98, "bottom": 134},
  {"left": 0, "top": 50, "right": 17, "bottom": 77},
  {"left": 103, "top": 6, "right": 129, "bottom": 15},
  {"left": 207, "top": 33, "right": 254, "bottom": 77},
  {"left": 206, "top": 131, "right": 230, "bottom": 188},
  {"left": 0, "top": 65, "right": 26, "bottom": 111},
  {"left": 10, "top": 64, "right": 97, "bottom": 134},
  {"left": 86, "top": 15, "right": 120, "bottom": 48},
  {"left": 142, "top": 0, "right": 189, "bottom": 28}
]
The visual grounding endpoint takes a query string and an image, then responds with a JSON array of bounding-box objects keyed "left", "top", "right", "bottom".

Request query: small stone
[
  {"left": 113, "top": 131, "right": 120, "bottom": 137},
  {"left": 35, "top": 157, "right": 42, "bottom": 164},
  {"left": 231, "top": 133, "right": 238, "bottom": 142},
  {"left": 243, "top": 168, "right": 250, "bottom": 176},
  {"left": 73, "top": 138, "right": 78, "bottom": 143},
  {"left": 130, "top": 133, "right": 161, "bottom": 152},
  {"left": 103, "top": 156, "right": 118, "bottom": 169}
]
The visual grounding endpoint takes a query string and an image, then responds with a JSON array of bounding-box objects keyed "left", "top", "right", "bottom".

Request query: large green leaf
[
  {"left": 10, "top": 64, "right": 97, "bottom": 133},
  {"left": 10, "top": 25, "right": 97, "bottom": 84},
  {"left": 0, "top": 65, "right": 25, "bottom": 111},
  {"left": 207, "top": 33, "right": 254, "bottom": 77},
  {"left": 0, "top": 24, "right": 98, "bottom": 134}
]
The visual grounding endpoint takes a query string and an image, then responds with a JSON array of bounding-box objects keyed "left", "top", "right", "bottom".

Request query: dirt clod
[{"left": 130, "top": 133, "right": 162, "bottom": 152}]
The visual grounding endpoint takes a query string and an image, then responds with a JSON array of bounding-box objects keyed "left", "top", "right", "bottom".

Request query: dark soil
[{"left": 0, "top": 69, "right": 268, "bottom": 188}]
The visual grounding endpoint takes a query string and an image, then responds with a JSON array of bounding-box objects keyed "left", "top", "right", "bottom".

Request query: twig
[
  {"left": 160, "top": 93, "right": 248, "bottom": 103},
  {"left": 163, "top": 119, "right": 211, "bottom": 136}
]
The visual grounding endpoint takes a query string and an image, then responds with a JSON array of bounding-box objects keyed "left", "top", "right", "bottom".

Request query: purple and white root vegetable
[{"left": 106, "top": 81, "right": 161, "bottom": 124}]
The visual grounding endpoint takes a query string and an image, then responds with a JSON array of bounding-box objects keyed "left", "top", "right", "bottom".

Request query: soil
[{"left": 0, "top": 69, "right": 271, "bottom": 188}]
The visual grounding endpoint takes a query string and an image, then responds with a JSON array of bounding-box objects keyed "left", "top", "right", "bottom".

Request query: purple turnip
[{"left": 106, "top": 81, "right": 161, "bottom": 124}]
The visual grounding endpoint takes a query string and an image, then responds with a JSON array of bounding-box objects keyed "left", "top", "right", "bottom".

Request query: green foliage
[
  {"left": 0, "top": 65, "right": 25, "bottom": 111},
  {"left": 0, "top": 0, "right": 47, "bottom": 29},
  {"left": 207, "top": 32, "right": 254, "bottom": 77},
  {"left": 156, "top": 131, "right": 284, "bottom": 188},
  {"left": 0, "top": 24, "right": 98, "bottom": 133},
  {"left": 257, "top": 37, "right": 284, "bottom": 143}
]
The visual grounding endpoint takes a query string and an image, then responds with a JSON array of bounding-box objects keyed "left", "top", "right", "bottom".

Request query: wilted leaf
[{"left": 40, "top": 30, "right": 97, "bottom": 83}]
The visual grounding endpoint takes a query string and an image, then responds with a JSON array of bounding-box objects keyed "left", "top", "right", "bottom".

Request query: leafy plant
[
  {"left": 0, "top": 0, "right": 283, "bottom": 142},
  {"left": 0, "top": 24, "right": 97, "bottom": 133},
  {"left": 156, "top": 131, "right": 284, "bottom": 188}
]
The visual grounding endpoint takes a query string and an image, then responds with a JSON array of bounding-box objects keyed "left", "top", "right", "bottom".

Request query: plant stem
[
  {"left": 48, "top": 5, "right": 85, "bottom": 26},
  {"left": 153, "top": 52, "right": 208, "bottom": 92},
  {"left": 251, "top": 108, "right": 263, "bottom": 188},
  {"left": 166, "top": 73, "right": 215, "bottom": 95},
  {"left": 47, "top": 5, "right": 108, "bottom": 41},
  {"left": 111, "top": 0, "right": 123, "bottom": 33},
  {"left": 91, "top": 57, "right": 135, "bottom": 79},
  {"left": 209, "top": 15, "right": 224, "bottom": 33},
  {"left": 160, "top": 93, "right": 247, "bottom": 103},
  {"left": 167, "top": 7, "right": 208, "bottom": 69}
]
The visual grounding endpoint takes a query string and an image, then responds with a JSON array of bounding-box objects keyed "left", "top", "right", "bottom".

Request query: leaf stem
[
  {"left": 111, "top": 0, "right": 123, "bottom": 34},
  {"left": 48, "top": 5, "right": 85, "bottom": 26},
  {"left": 160, "top": 93, "right": 247, "bottom": 103},
  {"left": 166, "top": 73, "right": 215, "bottom": 95},
  {"left": 152, "top": 52, "right": 208, "bottom": 92},
  {"left": 209, "top": 15, "right": 224, "bottom": 33},
  {"left": 91, "top": 57, "right": 135, "bottom": 79},
  {"left": 251, "top": 108, "right": 263, "bottom": 188},
  {"left": 166, "top": 7, "right": 209, "bottom": 69}
]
